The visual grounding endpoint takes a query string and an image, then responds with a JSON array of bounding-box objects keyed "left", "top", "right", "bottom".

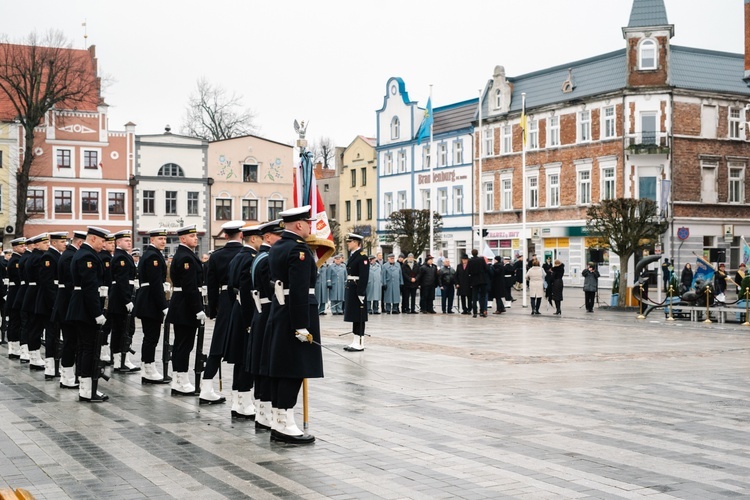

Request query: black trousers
[
  {"left": 19, "top": 311, "right": 29, "bottom": 345},
  {"left": 204, "top": 354, "right": 221, "bottom": 379},
  {"left": 441, "top": 286, "right": 455, "bottom": 313},
  {"left": 27, "top": 314, "right": 44, "bottom": 351},
  {"left": 75, "top": 321, "right": 98, "bottom": 378},
  {"left": 255, "top": 375, "right": 271, "bottom": 401},
  {"left": 44, "top": 318, "right": 60, "bottom": 359},
  {"left": 352, "top": 321, "right": 366, "bottom": 337},
  {"left": 270, "top": 377, "right": 302, "bottom": 409},
  {"left": 60, "top": 321, "right": 78, "bottom": 368},
  {"left": 172, "top": 323, "right": 196, "bottom": 373},
  {"left": 531, "top": 297, "right": 541, "bottom": 312},
  {"left": 471, "top": 285, "right": 488, "bottom": 314},
  {"left": 584, "top": 291, "right": 596, "bottom": 311},
  {"left": 110, "top": 313, "right": 130, "bottom": 355},
  {"left": 140, "top": 317, "right": 162, "bottom": 364},
  {"left": 402, "top": 288, "right": 417, "bottom": 312},
  {"left": 232, "top": 363, "right": 253, "bottom": 392},
  {"left": 420, "top": 286, "right": 435, "bottom": 312},
  {"left": 7, "top": 308, "right": 21, "bottom": 342},
  {"left": 460, "top": 292, "right": 470, "bottom": 312}
]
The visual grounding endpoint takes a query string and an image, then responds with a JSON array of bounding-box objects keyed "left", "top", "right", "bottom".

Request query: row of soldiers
[{"left": 1, "top": 205, "right": 327, "bottom": 445}]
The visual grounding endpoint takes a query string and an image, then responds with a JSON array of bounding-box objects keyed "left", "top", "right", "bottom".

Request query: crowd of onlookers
[{"left": 315, "top": 251, "right": 577, "bottom": 318}]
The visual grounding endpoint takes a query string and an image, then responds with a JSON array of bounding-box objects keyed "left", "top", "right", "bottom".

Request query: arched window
[
  {"left": 157, "top": 163, "right": 185, "bottom": 177},
  {"left": 495, "top": 89, "right": 502, "bottom": 109},
  {"left": 639, "top": 39, "right": 657, "bottom": 70},
  {"left": 391, "top": 116, "right": 400, "bottom": 140}
]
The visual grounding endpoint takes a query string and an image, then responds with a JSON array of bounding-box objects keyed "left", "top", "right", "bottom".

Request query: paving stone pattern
[{"left": 1, "top": 290, "right": 749, "bottom": 499}]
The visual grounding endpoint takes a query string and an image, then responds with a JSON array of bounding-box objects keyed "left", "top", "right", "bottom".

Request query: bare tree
[
  {"left": 0, "top": 30, "right": 100, "bottom": 236},
  {"left": 383, "top": 209, "right": 442, "bottom": 258},
  {"left": 314, "top": 136, "right": 335, "bottom": 169},
  {"left": 586, "top": 198, "right": 668, "bottom": 306},
  {"left": 181, "top": 78, "right": 256, "bottom": 141}
]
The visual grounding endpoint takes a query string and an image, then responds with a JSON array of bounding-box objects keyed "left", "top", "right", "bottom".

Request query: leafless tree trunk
[
  {"left": 0, "top": 30, "right": 100, "bottom": 237},
  {"left": 314, "top": 137, "right": 335, "bottom": 169},
  {"left": 181, "top": 78, "right": 256, "bottom": 141}
]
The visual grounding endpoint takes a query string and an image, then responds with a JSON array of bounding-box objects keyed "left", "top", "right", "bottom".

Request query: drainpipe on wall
[{"left": 206, "top": 177, "right": 214, "bottom": 252}]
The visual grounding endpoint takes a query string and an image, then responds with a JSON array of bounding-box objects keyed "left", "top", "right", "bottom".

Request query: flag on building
[
  {"left": 519, "top": 109, "right": 527, "bottom": 146},
  {"left": 416, "top": 98, "right": 433, "bottom": 145},
  {"left": 691, "top": 254, "right": 715, "bottom": 289}
]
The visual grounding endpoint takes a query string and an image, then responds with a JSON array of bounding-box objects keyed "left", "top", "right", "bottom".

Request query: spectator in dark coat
[
  {"left": 550, "top": 260, "right": 565, "bottom": 315},
  {"left": 513, "top": 255, "right": 524, "bottom": 290},
  {"left": 417, "top": 256, "right": 438, "bottom": 314},
  {"left": 466, "top": 249, "right": 489, "bottom": 317},
  {"left": 680, "top": 263, "right": 693, "bottom": 293},
  {"left": 581, "top": 262, "right": 600, "bottom": 313},
  {"left": 437, "top": 259, "right": 456, "bottom": 314},
  {"left": 502, "top": 257, "right": 515, "bottom": 302},
  {"left": 490, "top": 256, "right": 506, "bottom": 314},
  {"left": 455, "top": 255, "right": 471, "bottom": 314},
  {"left": 401, "top": 253, "right": 420, "bottom": 314}
]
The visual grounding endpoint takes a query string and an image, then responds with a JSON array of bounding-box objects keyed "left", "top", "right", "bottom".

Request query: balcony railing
[{"left": 626, "top": 133, "right": 670, "bottom": 155}]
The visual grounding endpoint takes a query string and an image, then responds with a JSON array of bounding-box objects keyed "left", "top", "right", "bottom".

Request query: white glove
[
  {"left": 125, "top": 302, "right": 133, "bottom": 313},
  {"left": 95, "top": 314, "right": 106, "bottom": 325},
  {"left": 295, "top": 328, "right": 312, "bottom": 343},
  {"left": 162, "top": 308, "right": 169, "bottom": 316},
  {"left": 163, "top": 282, "right": 171, "bottom": 293},
  {"left": 98, "top": 286, "right": 108, "bottom": 298},
  {"left": 196, "top": 311, "right": 207, "bottom": 323},
  {"left": 358, "top": 296, "right": 366, "bottom": 303}
]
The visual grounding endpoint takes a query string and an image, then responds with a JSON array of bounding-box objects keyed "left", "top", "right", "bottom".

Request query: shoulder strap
[{"left": 251, "top": 252, "right": 268, "bottom": 286}]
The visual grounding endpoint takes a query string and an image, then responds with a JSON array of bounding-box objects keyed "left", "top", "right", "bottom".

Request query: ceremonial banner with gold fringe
[{"left": 293, "top": 149, "right": 335, "bottom": 267}]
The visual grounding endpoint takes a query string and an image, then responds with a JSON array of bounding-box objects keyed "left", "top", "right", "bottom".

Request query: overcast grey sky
[{"left": 3, "top": 1, "right": 745, "bottom": 149}]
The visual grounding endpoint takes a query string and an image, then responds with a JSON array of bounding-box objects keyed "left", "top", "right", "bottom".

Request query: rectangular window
[
  {"left": 143, "top": 190, "right": 155, "bottom": 215},
  {"left": 728, "top": 164, "right": 745, "bottom": 203},
  {"left": 356, "top": 199, "right": 362, "bottom": 221},
  {"left": 439, "top": 143, "right": 447, "bottom": 167},
  {"left": 603, "top": 106, "right": 616, "bottom": 139},
  {"left": 548, "top": 174, "right": 560, "bottom": 207},
  {"left": 27, "top": 189, "right": 45, "bottom": 213},
  {"left": 528, "top": 176, "right": 538, "bottom": 209},
  {"left": 242, "top": 199, "right": 258, "bottom": 220},
  {"left": 56, "top": 149, "right": 71, "bottom": 168},
  {"left": 361, "top": 167, "right": 367, "bottom": 186},
  {"left": 602, "top": 167, "right": 615, "bottom": 201},
  {"left": 454, "top": 141, "right": 463, "bottom": 164},
  {"left": 187, "top": 191, "right": 199, "bottom": 215},
  {"left": 483, "top": 180, "right": 494, "bottom": 211},
  {"left": 397, "top": 191, "right": 406, "bottom": 210},
  {"left": 268, "top": 200, "right": 284, "bottom": 220},
  {"left": 453, "top": 186, "right": 463, "bottom": 214},
  {"left": 422, "top": 146, "right": 430, "bottom": 170},
  {"left": 398, "top": 151, "right": 406, "bottom": 173},
  {"left": 0, "top": 150, "right": 3, "bottom": 168},
  {"left": 165, "top": 191, "right": 177, "bottom": 215},
  {"left": 641, "top": 113, "right": 657, "bottom": 145},
  {"left": 501, "top": 178, "right": 512, "bottom": 211},
  {"left": 350, "top": 169, "right": 356, "bottom": 188},
  {"left": 329, "top": 204, "right": 336, "bottom": 219},
  {"left": 385, "top": 153, "right": 393, "bottom": 175},
  {"left": 54, "top": 190, "right": 72, "bottom": 213},
  {"left": 578, "top": 110, "right": 591, "bottom": 142},
  {"left": 366, "top": 198, "right": 372, "bottom": 219},
  {"left": 578, "top": 170, "right": 591, "bottom": 205},
  {"left": 438, "top": 188, "right": 448, "bottom": 214},
  {"left": 729, "top": 107, "right": 743, "bottom": 140},
  {"left": 108, "top": 192, "right": 125, "bottom": 215},
  {"left": 83, "top": 150, "right": 98, "bottom": 169},
  {"left": 502, "top": 125, "right": 512, "bottom": 154},
  {"left": 215, "top": 199, "right": 232, "bottom": 220},
  {"left": 484, "top": 128, "right": 494, "bottom": 156},
  {"left": 421, "top": 189, "right": 430, "bottom": 211},
  {"left": 243, "top": 164, "right": 258, "bottom": 182},
  {"left": 528, "top": 120, "right": 539, "bottom": 150},
  {"left": 384, "top": 193, "right": 393, "bottom": 217},
  {"left": 549, "top": 116, "right": 560, "bottom": 147},
  {"left": 345, "top": 200, "right": 351, "bottom": 221},
  {"left": 639, "top": 176, "right": 657, "bottom": 201},
  {"left": 82, "top": 191, "right": 99, "bottom": 213}
]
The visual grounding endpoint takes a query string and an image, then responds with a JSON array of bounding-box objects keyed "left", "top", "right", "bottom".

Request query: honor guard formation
[{"left": 0, "top": 205, "right": 330, "bottom": 445}]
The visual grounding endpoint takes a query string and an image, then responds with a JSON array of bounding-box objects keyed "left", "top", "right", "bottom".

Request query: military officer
[
  {"left": 315, "top": 260, "right": 329, "bottom": 315},
  {"left": 248, "top": 219, "right": 284, "bottom": 431},
  {"left": 109, "top": 230, "right": 139, "bottom": 373},
  {"left": 201, "top": 220, "right": 244, "bottom": 404},
  {"left": 5, "top": 237, "right": 25, "bottom": 360},
  {"left": 66, "top": 226, "right": 109, "bottom": 402},
  {"left": 327, "top": 254, "right": 346, "bottom": 314},
  {"left": 134, "top": 228, "right": 170, "bottom": 384},
  {"left": 14, "top": 237, "right": 36, "bottom": 363},
  {"left": 166, "top": 225, "right": 205, "bottom": 396},
  {"left": 224, "top": 224, "right": 262, "bottom": 419},
  {"left": 37, "top": 232, "right": 67, "bottom": 379},
  {"left": 98, "top": 233, "right": 115, "bottom": 364},
  {"left": 22, "top": 234, "right": 48, "bottom": 370},
  {"left": 382, "top": 253, "right": 403, "bottom": 314},
  {"left": 366, "top": 254, "right": 382, "bottom": 314},
  {"left": 343, "top": 234, "right": 369, "bottom": 352},
  {"left": 265, "top": 206, "right": 321, "bottom": 444},
  {"left": 54, "top": 231, "right": 86, "bottom": 389}
]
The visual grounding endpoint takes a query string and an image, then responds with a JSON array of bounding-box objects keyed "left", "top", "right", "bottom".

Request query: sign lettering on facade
[{"left": 417, "top": 169, "right": 468, "bottom": 185}]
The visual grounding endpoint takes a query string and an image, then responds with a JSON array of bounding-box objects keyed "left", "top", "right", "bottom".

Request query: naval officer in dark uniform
[
  {"left": 14, "top": 236, "right": 36, "bottom": 363},
  {"left": 66, "top": 226, "right": 109, "bottom": 402},
  {"left": 166, "top": 225, "right": 205, "bottom": 396},
  {"left": 5, "top": 237, "right": 26, "bottom": 360},
  {"left": 265, "top": 205, "right": 322, "bottom": 444},
  {"left": 109, "top": 230, "right": 139, "bottom": 373},
  {"left": 37, "top": 232, "right": 67, "bottom": 379},
  {"left": 22, "top": 233, "right": 48, "bottom": 370},
  {"left": 343, "top": 233, "right": 369, "bottom": 352},
  {"left": 134, "top": 228, "right": 170, "bottom": 384},
  {"left": 54, "top": 230, "right": 86, "bottom": 389}
]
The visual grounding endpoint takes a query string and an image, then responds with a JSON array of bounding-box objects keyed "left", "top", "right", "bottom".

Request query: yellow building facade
[{"left": 339, "top": 136, "right": 377, "bottom": 253}]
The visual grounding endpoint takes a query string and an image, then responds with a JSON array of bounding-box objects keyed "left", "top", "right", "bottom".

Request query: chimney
[{"left": 745, "top": 0, "right": 750, "bottom": 83}]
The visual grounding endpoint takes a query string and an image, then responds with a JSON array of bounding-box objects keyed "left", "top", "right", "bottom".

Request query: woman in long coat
[
  {"left": 550, "top": 260, "right": 565, "bottom": 315},
  {"left": 680, "top": 263, "right": 693, "bottom": 293},
  {"left": 526, "top": 259, "right": 545, "bottom": 315}
]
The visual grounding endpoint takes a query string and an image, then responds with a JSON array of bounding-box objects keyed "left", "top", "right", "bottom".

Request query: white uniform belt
[
  {"left": 54, "top": 280, "right": 59, "bottom": 285},
  {"left": 220, "top": 285, "right": 228, "bottom": 291},
  {"left": 73, "top": 286, "right": 82, "bottom": 290},
  {"left": 28, "top": 282, "right": 37, "bottom": 286},
  {"left": 58, "top": 283, "right": 66, "bottom": 289},
  {"left": 260, "top": 297, "right": 271, "bottom": 304},
  {"left": 140, "top": 283, "right": 150, "bottom": 287},
  {"left": 111, "top": 280, "right": 136, "bottom": 285},
  {"left": 20, "top": 281, "right": 25, "bottom": 285},
  {"left": 282, "top": 288, "right": 315, "bottom": 295},
  {"left": 173, "top": 287, "right": 183, "bottom": 292},
  {"left": 8, "top": 283, "right": 16, "bottom": 287},
  {"left": 346, "top": 275, "right": 359, "bottom": 281}
]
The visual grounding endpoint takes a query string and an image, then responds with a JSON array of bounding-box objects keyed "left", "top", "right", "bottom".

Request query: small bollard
[
  {"left": 743, "top": 287, "right": 750, "bottom": 327},
  {"left": 704, "top": 285, "right": 712, "bottom": 324},
  {"left": 666, "top": 285, "right": 675, "bottom": 322},
  {"left": 636, "top": 282, "right": 645, "bottom": 319}
]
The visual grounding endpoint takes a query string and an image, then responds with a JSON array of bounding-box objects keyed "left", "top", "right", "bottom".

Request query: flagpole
[
  {"left": 521, "top": 93, "right": 528, "bottom": 309},
  {"left": 429, "top": 84, "right": 434, "bottom": 258},
  {"left": 478, "top": 89, "right": 483, "bottom": 255}
]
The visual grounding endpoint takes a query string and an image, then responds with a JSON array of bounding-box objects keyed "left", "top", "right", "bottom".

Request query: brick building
[{"left": 475, "top": 0, "right": 750, "bottom": 289}]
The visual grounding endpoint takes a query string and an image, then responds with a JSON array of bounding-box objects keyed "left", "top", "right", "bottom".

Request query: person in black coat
[
  {"left": 490, "top": 256, "right": 507, "bottom": 314},
  {"left": 53, "top": 231, "right": 86, "bottom": 388},
  {"left": 166, "top": 225, "right": 205, "bottom": 397},
  {"left": 21, "top": 234, "right": 47, "bottom": 370},
  {"left": 343, "top": 233, "right": 370, "bottom": 351},
  {"left": 14, "top": 239, "right": 36, "bottom": 363},
  {"left": 680, "top": 263, "right": 693, "bottom": 293},
  {"left": 97, "top": 235, "right": 115, "bottom": 364},
  {"left": 5, "top": 238, "right": 25, "bottom": 360},
  {"left": 265, "top": 206, "right": 321, "bottom": 444},
  {"left": 550, "top": 260, "right": 565, "bottom": 315},
  {"left": 36, "top": 232, "right": 67, "bottom": 379},
  {"left": 0, "top": 249, "right": 8, "bottom": 344},
  {"left": 417, "top": 255, "right": 438, "bottom": 314},
  {"left": 455, "top": 254, "right": 471, "bottom": 314},
  {"left": 466, "top": 249, "right": 489, "bottom": 317},
  {"left": 66, "top": 226, "right": 109, "bottom": 402},
  {"left": 109, "top": 231, "right": 138, "bottom": 374},
  {"left": 401, "top": 253, "right": 420, "bottom": 313},
  {"left": 502, "top": 256, "right": 516, "bottom": 303}
]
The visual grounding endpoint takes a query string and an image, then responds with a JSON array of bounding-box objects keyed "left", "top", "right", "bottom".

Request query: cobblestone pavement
[{"left": 1, "top": 290, "right": 749, "bottom": 499}]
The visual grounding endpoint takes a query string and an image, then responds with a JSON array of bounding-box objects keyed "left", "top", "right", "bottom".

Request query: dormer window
[
  {"left": 639, "top": 39, "right": 657, "bottom": 70},
  {"left": 391, "top": 116, "right": 400, "bottom": 140},
  {"left": 495, "top": 89, "right": 502, "bottom": 109}
]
